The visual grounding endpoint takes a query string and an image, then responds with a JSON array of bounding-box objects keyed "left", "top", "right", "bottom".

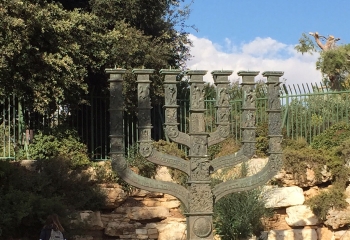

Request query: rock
[
  {"left": 334, "top": 230, "right": 350, "bottom": 239},
  {"left": 99, "top": 183, "right": 127, "bottom": 209},
  {"left": 76, "top": 211, "right": 104, "bottom": 230},
  {"left": 127, "top": 207, "right": 170, "bottom": 220},
  {"left": 19, "top": 160, "right": 37, "bottom": 171},
  {"left": 157, "top": 221, "right": 187, "bottom": 240},
  {"left": 264, "top": 186, "right": 305, "bottom": 208},
  {"left": 155, "top": 166, "right": 175, "bottom": 182},
  {"left": 72, "top": 236, "right": 94, "bottom": 240},
  {"left": 247, "top": 158, "right": 268, "bottom": 176},
  {"left": 325, "top": 208, "right": 350, "bottom": 229},
  {"left": 267, "top": 229, "right": 317, "bottom": 240},
  {"left": 316, "top": 227, "right": 334, "bottom": 240},
  {"left": 104, "top": 221, "right": 135, "bottom": 236},
  {"left": 285, "top": 205, "right": 319, "bottom": 226},
  {"left": 273, "top": 165, "right": 332, "bottom": 187},
  {"left": 304, "top": 186, "right": 319, "bottom": 200},
  {"left": 160, "top": 200, "right": 181, "bottom": 209}
]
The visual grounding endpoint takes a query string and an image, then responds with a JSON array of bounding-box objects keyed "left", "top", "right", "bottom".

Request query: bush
[
  {"left": 0, "top": 158, "right": 106, "bottom": 239},
  {"left": 213, "top": 164, "right": 272, "bottom": 240},
  {"left": 311, "top": 122, "right": 350, "bottom": 150},
  {"left": 214, "top": 188, "right": 271, "bottom": 240},
  {"left": 306, "top": 187, "right": 348, "bottom": 221},
  {"left": 18, "top": 127, "right": 90, "bottom": 168}
]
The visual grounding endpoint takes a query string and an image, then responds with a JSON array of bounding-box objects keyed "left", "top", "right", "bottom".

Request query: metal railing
[{"left": 1, "top": 82, "right": 349, "bottom": 160}]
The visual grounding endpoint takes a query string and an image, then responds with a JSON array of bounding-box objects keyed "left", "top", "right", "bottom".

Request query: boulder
[
  {"left": 316, "top": 227, "right": 334, "bottom": 240},
  {"left": 74, "top": 211, "right": 104, "bottom": 230},
  {"left": 267, "top": 229, "right": 317, "bottom": 240},
  {"left": 274, "top": 165, "right": 332, "bottom": 187},
  {"left": 264, "top": 186, "right": 305, "bottom": 208},
  {"left": 104, "top": 221, "right": 135, "bottom": 236},
  {"left": 325, "top": 208, "right": 350, "bottom": 229},
  {"left": 285, "top": 205, "right": 319, "bottom": 226},
  {"left": 99, "top": 183, "right": 127, "bottom": 209},
  {"left": 156, "top": 221, "right": 187, "bottom": 240},
  {"left": 127, "top": 206, "right": 170, "bottom": 220},
  {"left": 334, "top": 230, "right": 350, "bottom": 239}
]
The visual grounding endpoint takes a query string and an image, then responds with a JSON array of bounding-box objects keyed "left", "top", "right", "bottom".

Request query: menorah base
[{"left": 186, "top": 214, "right": 214, "bottom": 240}]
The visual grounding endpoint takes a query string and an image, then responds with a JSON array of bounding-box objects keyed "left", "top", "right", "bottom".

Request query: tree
[
  {"left": 295, "top": 32, "right": 350, "bottom": 90},
  {"left": 0, "top": 0, "right": 193, "bottom": 113}
]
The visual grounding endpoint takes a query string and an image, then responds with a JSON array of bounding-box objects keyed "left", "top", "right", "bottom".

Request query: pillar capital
[
  {"left": 262, "top": 71, "right": 284, "bottom": 83},
  {"left": 160, "top": 69, "right": 182, "bottom": 83},
  {"left": 237, "top": 71, "right": 259, "bottom": 84},
  {"left": 106, "top": 68, "right": 126, "bottom": 82},
  {"left": 211, "top": 70, "right": 233, "bottom": 84}
]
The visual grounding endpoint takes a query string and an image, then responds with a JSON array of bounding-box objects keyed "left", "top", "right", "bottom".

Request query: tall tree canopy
[
  {"left": 295, "top": 32, "right": 350, "bottom": 90},
  {"left": 0, "top": 0, "right": 192, "bottom": 113}
]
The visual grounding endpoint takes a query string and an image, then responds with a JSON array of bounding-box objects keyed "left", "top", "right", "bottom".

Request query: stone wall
[
  {"left": 67, "top": 164, "right": 188, "bottom": 240},
  {"left": 19, "top": 159, "right": 350, "bottom": 240}
]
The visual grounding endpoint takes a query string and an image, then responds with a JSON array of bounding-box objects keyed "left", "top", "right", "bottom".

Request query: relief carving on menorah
[{"left": 106, "top": 68, "right": 284, "bottom": 240}]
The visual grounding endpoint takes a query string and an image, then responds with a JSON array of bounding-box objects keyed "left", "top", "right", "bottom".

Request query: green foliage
[
  {"left": 283, "top": 127, "right": 350, "bottom": 221},
  {"left": 295, "top": 33, "right": 317, "bottom": 55},
  {"left": 126, "top": 144, "right": 158, "bottom": 179},
  {"left": 306, "top": 187, "right": 348, "bottom": 221},
  {"left": 295, "top": 32, "right": 350, "bottom": 89},
  {"left": 311, "top": 122, "right": 350, "bottom": 150},
  {"left": 283, "top": 138, "right": 333, "bottom": 182},
  {"left": 0, "top": 123, "right": 15, "bottom": 158},
  {"left": 255, "top": 122, "right": 269, "bottom": 157},
  {"left": 0, "top": 158, "right": 106, "bottom": 238},
  {"left": 284, "top": 95, "right": 350, "bottom": 143},
  {"left": 208, "top": 137, "right": 241, "bottom": 160},
  {"left": 92, "top": 161, "right": 119, "bottom": 183},
  {"left": 214, "top": 188, "right": 271, "bottom": 240},
  {"left": 17, "top": 127, "right": 90, "bottom": 168},
  {"left": 213, "top": 165, "right": 271, "bottom": 240},
  {"left": 0, "top": 0, "right": 192, "bottom": 113},
  {"left": 317, "top": 44, "right": 350, "bottom": 89}
]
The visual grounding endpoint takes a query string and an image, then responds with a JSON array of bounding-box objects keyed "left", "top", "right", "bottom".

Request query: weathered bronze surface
[{"left": 106, "top": 68, "right": 284, "bottom": 240}]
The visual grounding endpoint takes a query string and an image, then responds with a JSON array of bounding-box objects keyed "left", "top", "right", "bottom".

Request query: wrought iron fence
[{"left": 1, "top": 82, "right": 349, "bottom": 160}]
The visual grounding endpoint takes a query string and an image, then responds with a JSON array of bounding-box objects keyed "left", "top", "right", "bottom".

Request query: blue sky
[{"left": 182, "top": 0, "right": 349, "bottom": 85}]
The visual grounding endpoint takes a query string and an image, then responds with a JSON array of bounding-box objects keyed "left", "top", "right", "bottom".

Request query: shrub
[
  {"left": 126, "top": 144, "right": 158, "bottom": 179},
  {"left": 17, "top": 127, "right": 90, "bottom": 168},
  {"left": 213, "top": 164, "right": 272, "bottom": 240},
  {"left": 208, "top": 137, "right": 241, "bottom": 160},
  {"left": 255, "top": 122, "right": 269, "bottom": 157},
  {"left": 0, "top": 158, "right": 106, "bottom": 239},
  {"left": 311, "top": 122, "right": 350, "bottom": 150},
  {"left": 306, "top": 187, "right": 348, "bottom": 221}
]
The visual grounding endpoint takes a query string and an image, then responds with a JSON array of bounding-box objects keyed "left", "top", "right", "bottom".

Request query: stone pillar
[
  {"left": 212, "top": 70, "right": 233, "bottom": 139},
  {"left": 133, "top": 69, "right": 155, "bottom": 158},
  {"left": 106, "top": 68, "right": 126, "bottom": 156},
  {"left": 238, "top": 71, "right": 259, "bottom": 157},
  {"left": 263, "top": 71, "right": 284, "bottom": 172},
  {"left": 186, "top": 70, "right": 213, "bottom": 240}
]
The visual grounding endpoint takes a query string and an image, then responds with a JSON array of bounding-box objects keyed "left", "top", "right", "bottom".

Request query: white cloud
[{"left": 186, "top": 35, "right": 322, "bottom": 86}]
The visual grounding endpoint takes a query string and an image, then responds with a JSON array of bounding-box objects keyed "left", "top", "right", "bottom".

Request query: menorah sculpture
[{"left": 106, "top": 68, "right": 284, "bottom": 240}]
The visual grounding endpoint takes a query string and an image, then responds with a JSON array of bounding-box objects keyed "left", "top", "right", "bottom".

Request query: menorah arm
[
  {"left": 207, "top": 125, "right": 230, "bottom": 147},
  {"left": 111, "top": 153, "right": 190, "bottom": 209},
  {"left": 210, "top": 149, "right": 249, "bottom": 172},
  {"left": 146, "top": 149, "right": 190, "bottom": 175},
  {"left": 212, "top": 154, "right": 281, "bottom": 202},
  {"left": 164, "top": 125, "right": 191, "bottom": 147}
]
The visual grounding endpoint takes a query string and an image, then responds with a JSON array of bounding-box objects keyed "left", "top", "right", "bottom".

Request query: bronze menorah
[{"left": 106, "top": 68, "right": 283, "bottom": 240}]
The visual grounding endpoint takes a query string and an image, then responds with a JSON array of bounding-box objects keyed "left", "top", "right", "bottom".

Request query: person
[{"left": 39, "top": 214, "right": 66, "bottom": 240}]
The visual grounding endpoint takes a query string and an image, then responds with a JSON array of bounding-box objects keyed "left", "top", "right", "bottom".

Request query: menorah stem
[
  {"left": 134, "top": 69, "right": 155, "bottom": 157},
  {"left": 106, "top": 68, "right": 126, "bottom": 155},
  {"left": 238, "top": 71, "right": 260, "bottom": 158},
  {"left": 264, "top": 71, "right": 284, "bottom": 171}
]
